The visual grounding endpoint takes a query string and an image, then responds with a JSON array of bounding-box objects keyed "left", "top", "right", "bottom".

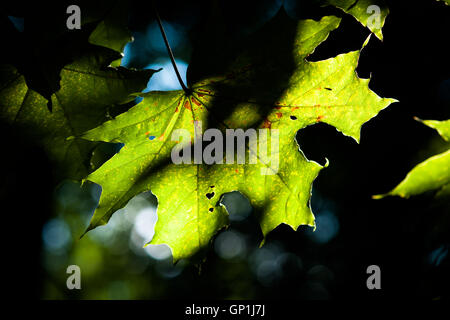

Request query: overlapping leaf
[
  {"left": 88, "top": 0, "right": 132, "bottom": 66},
  {"left": 315, "top": 0, "right": 389, "bottom": 40},
  {"left": 3, "top": 1, "right": 136, "bottom": 108},
  {"left": 0, "top": 47, "right": 156, "bottom": 180},
  {"left": 374, "top": 119, "right": 450, "bottom": 199},
  {"left": 81, "top": 10, "right": 396, "bottom": 261}
]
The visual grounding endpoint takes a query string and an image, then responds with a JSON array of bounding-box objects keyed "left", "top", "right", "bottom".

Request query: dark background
[{"left": 1, "top": 0, "right": 449, "bottom": 300}]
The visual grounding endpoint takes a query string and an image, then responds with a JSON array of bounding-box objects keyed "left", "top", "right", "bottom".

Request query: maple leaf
[
  {"left": 374, "top": 119, "right": 450, "bottom": 199},
  {"left": 0, "top": 46, "right": 157, "bottom": 180},
  {"left": 315, "top": 0, "right": 389, "bottom": 40},
  {"left": 80, "top": 10, "right": 396, "bottom": 262}
]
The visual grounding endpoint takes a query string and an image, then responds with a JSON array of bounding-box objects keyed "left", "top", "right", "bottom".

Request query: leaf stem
[{"left": 153, "top": 2, "right": 190, "bottom": 94}]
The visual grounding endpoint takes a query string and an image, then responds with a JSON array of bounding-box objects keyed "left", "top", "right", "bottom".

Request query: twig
[{"left": 153, "top": 1, "right": 190, "bottom": 94}]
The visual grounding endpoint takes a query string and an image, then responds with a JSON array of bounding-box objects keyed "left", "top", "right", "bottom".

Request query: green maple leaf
[
  {"left": 80, "top": 10, "right": 396, "bottom": 262},
  {"left": 315, "top": 0, "right": 389, "bottom": 40},
  {"left": 0, "top": 47, "right": 156, "bottom": 180},
  {"left": 374, "top": 119, "right": 450, "bottom": 199}
]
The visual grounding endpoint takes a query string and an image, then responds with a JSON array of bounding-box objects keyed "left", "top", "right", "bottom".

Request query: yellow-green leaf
[
  {"left": 81, "top": 11, "right": 396, "bottom": 261},
  {"left": 374, "top": 119, "right": 450, "bottom": 199},
  {"left": 315, "top": 0, "right": 389, "bottom": 40}
]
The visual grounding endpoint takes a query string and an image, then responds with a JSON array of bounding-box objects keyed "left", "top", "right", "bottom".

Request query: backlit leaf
[
  {"left": 316, "top": 0, "right": 389, "bottom": 40},
  {"left": 374, "top": 119, "right": 450, "bottom": 199},
  {"left": 81, "top": 11, "right": 396, "bottom": 261}
]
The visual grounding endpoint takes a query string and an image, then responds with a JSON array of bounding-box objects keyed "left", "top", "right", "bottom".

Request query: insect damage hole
[{"left": 206, "top": 192, "right": 215, "bottom": 199}]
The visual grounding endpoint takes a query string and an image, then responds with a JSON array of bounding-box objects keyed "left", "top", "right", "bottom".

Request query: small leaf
[
  {"left": 374, "top": 119, "right": 450, "bottom": 199},
  {"left": 88, "top": 0, "right": 133, "bottom": 58},
  {"left": 436, "top": 0, "right": 450, "bottom": 6},
  {"left": 415, "top": 118, "right": 450, "bottom": 142},
  {"left": 316, "top": 0, "right": 389, "bottom": 40}
]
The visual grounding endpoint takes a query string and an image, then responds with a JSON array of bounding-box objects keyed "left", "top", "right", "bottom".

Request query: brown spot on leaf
[
  {"left": 276, "top": 112, "right": 282, "bottom": 119},
  {"left": 184, "top": 100, "right": 191, "bottom": 110},
  {"left": 192, "top": 97, "right": 201, "bottom": 106},
  {"left": 316, "top": 115, "right": 324, "bottom": 122},
  {"left": 262, "top": 119, "right": 272, "bottom": 129}
]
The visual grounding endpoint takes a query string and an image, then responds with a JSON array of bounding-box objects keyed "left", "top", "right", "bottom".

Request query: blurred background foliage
[{"left": 1, "top": 0, "right": 449, "bottom": 299}]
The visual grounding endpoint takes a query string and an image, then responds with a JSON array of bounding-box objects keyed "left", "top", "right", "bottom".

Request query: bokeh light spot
[
  {"left": 42, "top": 218, "right": 71, "bottom": 252},
  {"left": 308, "top": 210, "right": 339, "bottom": 244},
  {"left": 214, "top": 230, "right": 247, "bottom": 260}
]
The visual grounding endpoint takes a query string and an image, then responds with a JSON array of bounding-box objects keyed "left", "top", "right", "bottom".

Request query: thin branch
[{"left": 153, "top": 2, "right": 190, "bottom": 94}]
